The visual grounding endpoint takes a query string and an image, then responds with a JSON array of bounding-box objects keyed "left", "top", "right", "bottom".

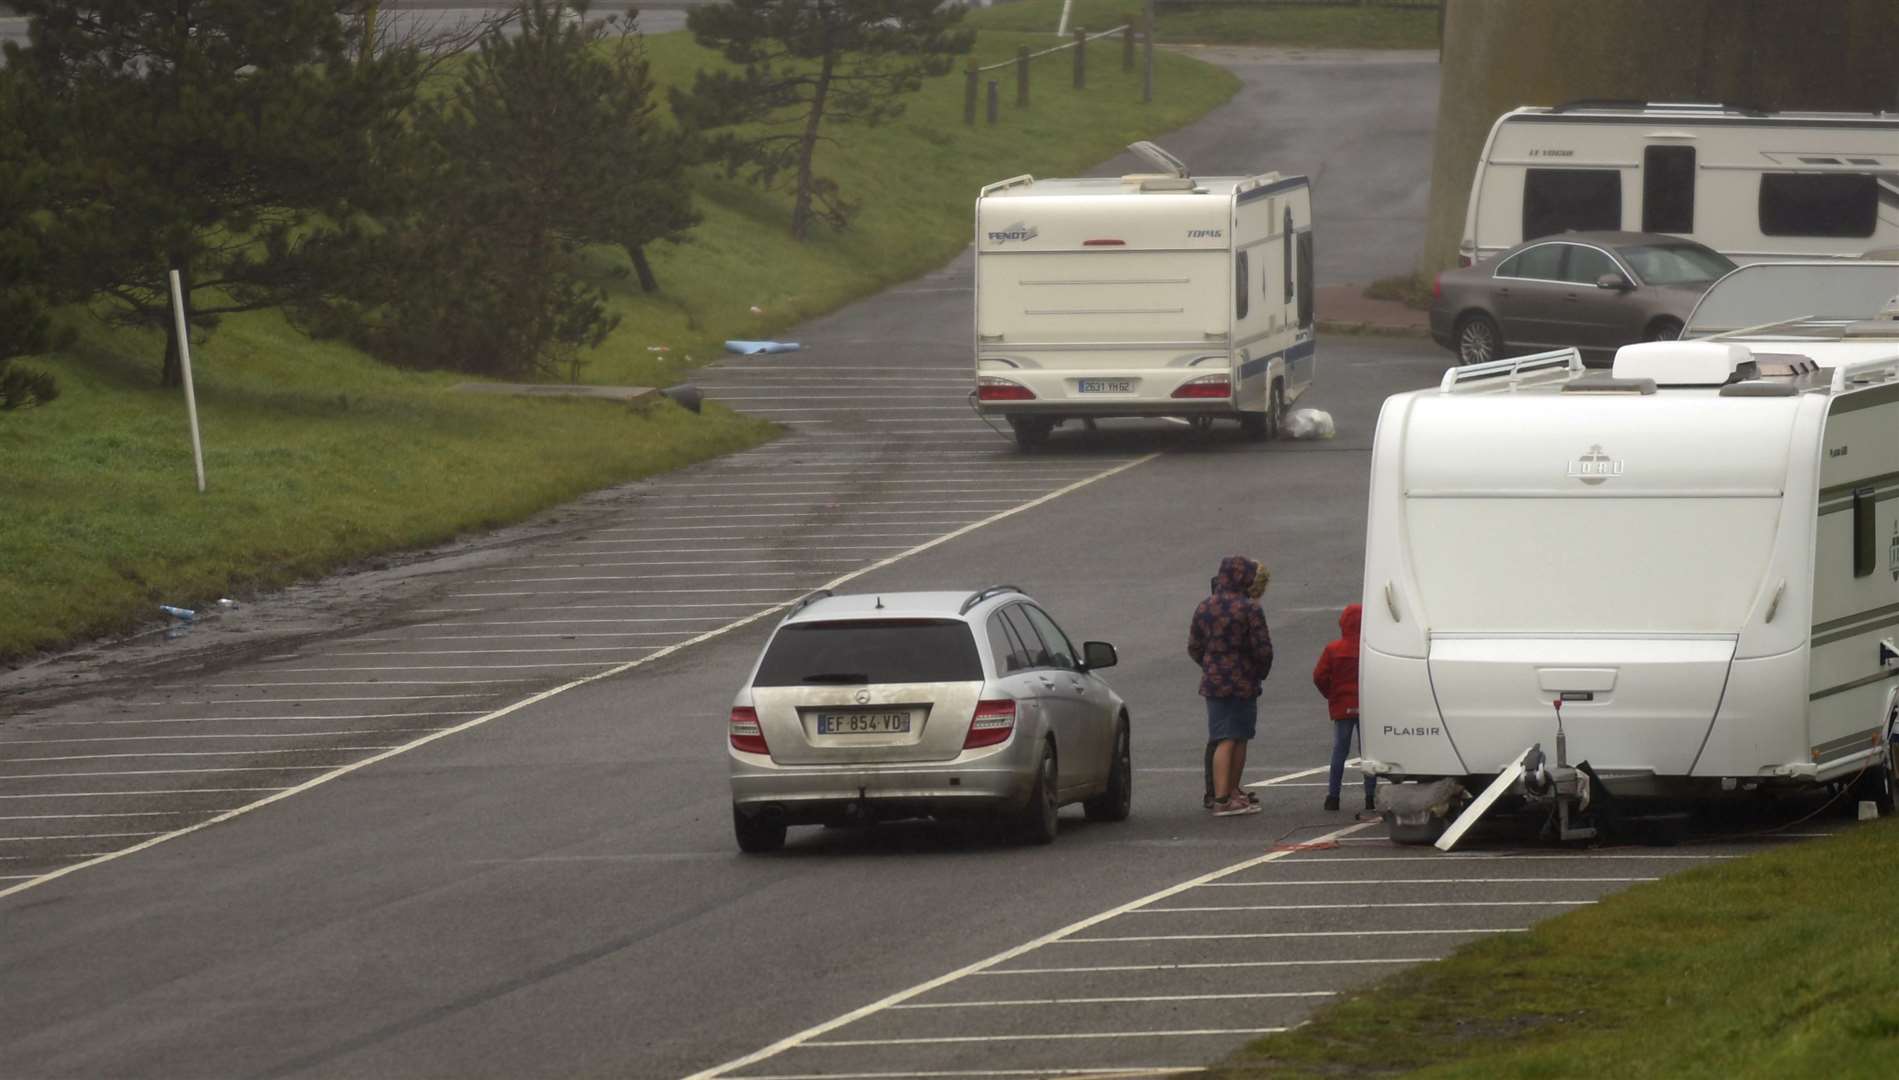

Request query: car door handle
[{"left": 1497, "top": 287, "right": 1511, "bottom": 296}]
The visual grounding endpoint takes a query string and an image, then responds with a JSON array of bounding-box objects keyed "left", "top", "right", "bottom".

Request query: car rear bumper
[{"left": 730, "top": 755, "right": 1033, "bottom": 822}]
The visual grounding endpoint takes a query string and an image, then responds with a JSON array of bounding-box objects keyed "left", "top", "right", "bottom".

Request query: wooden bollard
[
  {"left": 1073, "top": 27, "right": 1086, "bottom": 90},
  {"left": 1123, "top": 19, "right": 1136, "bottom": 72}
]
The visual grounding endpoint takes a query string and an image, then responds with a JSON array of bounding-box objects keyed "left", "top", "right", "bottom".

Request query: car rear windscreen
[{"left": 753, "top": 620, "right": 984, "bottom": 686}]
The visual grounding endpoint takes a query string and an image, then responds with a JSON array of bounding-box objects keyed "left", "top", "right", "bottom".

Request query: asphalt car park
[{"left": 5, "top": 43, "right": 1864, "bottom": 1080}]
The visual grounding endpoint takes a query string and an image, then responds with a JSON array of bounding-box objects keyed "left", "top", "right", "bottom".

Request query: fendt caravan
[
  {"left": 973, "top": 143, "right": 1315, "bottom": 450},
  {"left": 1461, "top": 103, "right": 1899, "bottom": 266},
  {"left": 1358, "top": 261, "right": 1899, "bottom": 842}
]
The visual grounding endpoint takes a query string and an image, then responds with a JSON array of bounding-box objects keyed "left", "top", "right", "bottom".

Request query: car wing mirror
[
  {"left": 1082, "top": 641, "right": 1118, "bottom": 670},
  {"left": 1596, "top": 272, "right": 1633, "bottom": 291}
]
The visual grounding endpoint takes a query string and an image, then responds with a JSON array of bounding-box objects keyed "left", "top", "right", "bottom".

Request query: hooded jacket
[
  {"left": 1312, "top": 604, "right": 1362, "bottom": 721},
  {"left": 1187, "top": 557, "right": 1275, "bottom": 699}
]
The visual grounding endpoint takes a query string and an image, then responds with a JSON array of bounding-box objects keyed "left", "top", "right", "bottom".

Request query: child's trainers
[{"left": 1212, "top": 796, "right": 1258, "bottom": 817}]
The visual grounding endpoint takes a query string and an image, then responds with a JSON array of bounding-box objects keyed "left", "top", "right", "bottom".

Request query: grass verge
[
  {"left": 966, "top": 0, "right": 1440, "bottom": 50},
  {"left": 1213, "top": 818, "right": 1899, "bottom": 1079},
  {"left": 1, "top": 25, "right": 1238, "bottom": 662},
  {"left": 1364, "top": 271, "right": 1433, "bottom": 311}
]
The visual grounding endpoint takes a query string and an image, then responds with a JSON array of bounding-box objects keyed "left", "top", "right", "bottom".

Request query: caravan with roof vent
[
  {"left": 973, "top": 143, "right": 1315, "bottom": 450},
  {"left": 1357, "top": 261, "right": 1899, "bottom": 831},
  {"left": 1461, "top": 103, "right": 1899, "bottom": 266}
]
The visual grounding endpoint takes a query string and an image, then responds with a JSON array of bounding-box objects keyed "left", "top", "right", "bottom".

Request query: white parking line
[
  {"left": 0, "top": 788, "right": 287, "bottom": 798},
  {"left": 801, "top": 1029, "right": 1284, "bottom": 1048},
  {"left": 635, "top": 499, "right": 1025, "bottom": 510},
  {"left": 324, "top": 647, "right": 662, "bottom": 656},
  {"left": 1198, "top": 878, "right": 1658, "bottom": 887},
  {"left": 51, "top": 712, "right": 484, "bottom": 726},
  {"left": 1281, "top": 854, "right": 1733, "bottom": 862},
  {"left": 277, "top": 663, "right": 619, "bottom": 671},
  {"left": 426, "top": 601, "right": 787, "bottom": 611},
  {"left": 1134, "top": 901, "right": 1596, "bottom": 913},
  {"left": 198, "top": 680, "right": 532, "bottom": 688},
  {"left": 978, "top": 958, "right": 1434, "bottom": 976},
  {"left": 663, "top": 1072, "right": 1196, "bottom": 1080},
  {"left": 5, "top": 748, "right": 399, "bottom": 763},
  {"left": 2, "top": 452, "right": 1162, "bottom": 902},
  {"left": 0, "top": 730, "right": 443, "bottom": 745},
  {"left": 0, "top": 811, "right": 226, "bottom": 820},
  {"left": 471, "top": 572, "right": 809, "bottom": 583},
  {"left": 681, "top": 819, "right": 1369, "bottom": 1080},
  {"left": 514, "top": 559, "right": 873, "bottom": 569},
  {"left": 353, "top": 632, "right": 691, "bottom": 642},
  {"left": 1, "top": 767, "right": 339, "bottom": 779},
  {"left": 133, "top": 695, "right": 494, "bottom": 704},
  {"left": 0, "top": 832, "right": 165, "bottom": 842},
  {"left": 1058, "top": 929, "right": 1525, "bottom": 943},
  {"left": 411, "top": 618, "right": 731, "bottom": 628},
  {"left": 888, "top": 991, "right": 1334, "bottom": 1009}
]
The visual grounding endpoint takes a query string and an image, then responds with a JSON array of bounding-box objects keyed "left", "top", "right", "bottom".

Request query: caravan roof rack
[
  {"left": 959, "top": 584, "right": 1025, "bottom": 615},
  {"left": 1439, "top": 348, "right": 1584, "bottom": 394}
]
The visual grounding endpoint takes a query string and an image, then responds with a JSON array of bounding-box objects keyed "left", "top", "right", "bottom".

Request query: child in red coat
[{"left": 1313, "top": 604, "right": 1375, "bottom": 812}]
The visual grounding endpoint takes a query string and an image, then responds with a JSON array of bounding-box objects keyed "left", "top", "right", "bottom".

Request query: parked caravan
[
  {"left": 1461, "top": 103, "right": 1899, "bottom": 266},
  {"left": 973, "top": 143, "right": 1315, "bottom": 450},
  {"left": 1358, "top": 261, "right": 1899, "bottom": 836}
]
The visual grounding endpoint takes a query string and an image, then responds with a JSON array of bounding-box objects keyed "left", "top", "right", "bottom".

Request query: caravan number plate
[
  {"left": 816, "top": 711, "right": 911, "bottom": 735},
  {"left": 1077, "top": 378, "right": 1136, "bottom": 394}
]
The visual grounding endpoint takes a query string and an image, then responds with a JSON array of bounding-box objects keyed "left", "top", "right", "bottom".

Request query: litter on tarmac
[{"left": 723, "top": 340, "right": 802, "bottom": 355}]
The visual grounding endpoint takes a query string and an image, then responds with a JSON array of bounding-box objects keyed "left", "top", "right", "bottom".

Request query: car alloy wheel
[
  {"left": 1084, "top": 719, "right": 1133, "bottom": 823},
  {"left": 1018, "top": 742, "right": 1059, "bottom": 845},
  {"left": 1457, "top": 315, "right": 1499, "bottom": 366}
]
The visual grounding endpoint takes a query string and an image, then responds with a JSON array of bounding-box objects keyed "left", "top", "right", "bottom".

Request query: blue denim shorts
[{"left": 1206, "top": 695, "right": 1258, "bottom": 743}]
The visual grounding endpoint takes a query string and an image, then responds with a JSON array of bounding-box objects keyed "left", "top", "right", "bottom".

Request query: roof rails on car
[
  {"left": 784, "top": 589, "right": 833, "bottom": 618},
  {"left": 959, "top": 584, "right": 1025, "bottom": 616}
]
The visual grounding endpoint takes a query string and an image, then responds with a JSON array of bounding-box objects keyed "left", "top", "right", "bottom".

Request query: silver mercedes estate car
[{"left": 727, "top": 586, "right": 1133, "bottom": 853}]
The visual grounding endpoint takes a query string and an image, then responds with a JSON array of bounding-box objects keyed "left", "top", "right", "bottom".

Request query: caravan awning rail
[{"left": 1438, "top": 348, "right": 1584, "bottom": 394}]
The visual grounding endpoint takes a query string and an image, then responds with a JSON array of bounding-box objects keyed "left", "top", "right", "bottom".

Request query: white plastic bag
[{"left": 1284, "top": 407, "right": 1336, "bottom": 440}]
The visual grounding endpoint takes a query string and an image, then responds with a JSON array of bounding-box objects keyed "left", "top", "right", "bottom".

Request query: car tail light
[
  {"left": 1171, "top": 373, "right": 1230, "bottom": 399},
  {"left": 976, "top": 376, "right": 1035, "bottom": 401},
  {"left": 729, "top": 707, "right": 769, "bottom": 754},
  {"left": 1432, "top": 272, "right": 1442, "bottom": 299},
  {"left": 963, "top": 699, "right": 1016, "bottom": 749}
]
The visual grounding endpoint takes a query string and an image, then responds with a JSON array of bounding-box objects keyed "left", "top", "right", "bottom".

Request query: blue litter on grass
[{"left": 723, "top": 340, "right": 802, "bottom": 355}]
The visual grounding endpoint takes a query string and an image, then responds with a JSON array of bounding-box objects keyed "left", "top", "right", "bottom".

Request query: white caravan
[
  {"left": 973, "top": 143, "right": 1315, "bottom": 450},
  {"left": 1461, "top": 102, "right": 1899, "bottom": 266},
  {"left": 1359, "top": 261, "right": 1899, "bottom": 827}
]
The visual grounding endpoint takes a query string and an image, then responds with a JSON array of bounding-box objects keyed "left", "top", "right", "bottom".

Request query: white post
[
  {"left": 168, "top": 269, "right": 207, "bottom": 494},
  {"left": 1056, "top": 0, "right": 1074, "bottom": 36}
]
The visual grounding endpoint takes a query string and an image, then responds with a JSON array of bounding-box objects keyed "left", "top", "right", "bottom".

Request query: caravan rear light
[
  {"left": 976, "top": 376, "right": 1035, "bottom": 401},
  {"left": 963, "top": 699, "right": 1016, "bottom": 749},
  {"left": 729, "top": 707, "right": 770, "bottom": 754},
  {"left": 1172, "top": 373, "right": 1231, "bottom": 399},
  {"left": 1432, "top": 273, "right": 1443, "bottom": 299}
]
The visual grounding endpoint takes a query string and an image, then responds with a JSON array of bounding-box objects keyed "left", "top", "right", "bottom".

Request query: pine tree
[
  {"left": 8, "top": 1, "right": 424, "bottom": 386},
  {"left": 0, "top": 65, "right": 58, "bottom": 365},
  {"left": 673, "top": 0, "right": 973, "bottom": 240},
  {"left": 322, "top": 1, "right": 692, "bottom": 377}
]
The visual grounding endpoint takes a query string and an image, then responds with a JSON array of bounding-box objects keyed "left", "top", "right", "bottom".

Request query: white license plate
[
  {"left": 816, "top": 710, "right": 912, "bottom": 735},
  {"left": 1076, "top": 378, "right": 1136, "bottom": 394}
]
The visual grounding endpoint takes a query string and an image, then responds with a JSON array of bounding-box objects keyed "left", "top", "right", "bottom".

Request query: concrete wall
[{"left": 1422, "top": 0, "right": 1899, "bottom": 271}]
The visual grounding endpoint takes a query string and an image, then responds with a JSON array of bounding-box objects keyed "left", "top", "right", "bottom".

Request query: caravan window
[
  {"left": 1282, "top": 208, "right": 1295, "bottom": 303},
  {"left": 1296, "top": 232, "right": 1315, "bottom": 329},
  {"left": 1759, "top": 173, "right": 1878, "bottom": 238},
  {"left": 1853, "top": 489, "right": 1877, "bottom": 578},
  {"left": 1523, "top": 168, "right": 1621, "bottom": 240},
  {"left": 1235, "top": 251, "right": 1249, "bottom": 320},
  {"left": 1642, "top": 146, "right": 1696, "bottom": 233}
]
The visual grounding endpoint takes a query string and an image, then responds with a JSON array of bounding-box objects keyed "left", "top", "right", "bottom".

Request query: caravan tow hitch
[{"left": 1434, "top": 700, "right": 1598, "bottom": 851}]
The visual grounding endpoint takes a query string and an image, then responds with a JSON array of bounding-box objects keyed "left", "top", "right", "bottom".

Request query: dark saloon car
[{"left": 1430, "top": 231, "right": 1737, "bottom": 366}]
